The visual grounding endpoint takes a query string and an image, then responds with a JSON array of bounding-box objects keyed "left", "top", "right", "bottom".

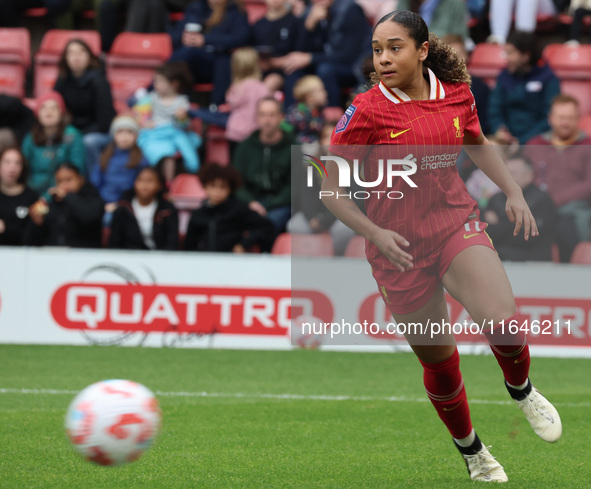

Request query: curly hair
[
  {"left": 198, "top": 164, "right": 242, "bottom": 193},
  {"left": 370, "top": 10, "right": 471, "bottom": 87}
]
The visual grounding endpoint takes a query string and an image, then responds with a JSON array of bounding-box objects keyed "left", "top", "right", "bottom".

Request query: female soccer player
[{"left": 324, "top": 10, "right": 561, "bottom": 483}]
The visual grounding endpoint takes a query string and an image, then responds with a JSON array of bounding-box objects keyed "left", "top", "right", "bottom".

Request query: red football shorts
[{"left": 371, "top": 218, "right": 496, "bottom": 315}]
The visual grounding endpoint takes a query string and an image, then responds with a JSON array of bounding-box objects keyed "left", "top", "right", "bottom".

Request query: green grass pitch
[{"left": 0, "top": 345, "right": 589, "bottom": 488}]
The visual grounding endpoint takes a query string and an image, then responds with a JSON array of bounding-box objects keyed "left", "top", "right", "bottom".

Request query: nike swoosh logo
[
  {"left": 390, "top": 128, "right": 411, "bottom": 139},
  {"left": 443, "top": 402, "right": 462, "bottom": 412},
  {"left": 463, "top": 233, "right": 479, "bottom": 239}
]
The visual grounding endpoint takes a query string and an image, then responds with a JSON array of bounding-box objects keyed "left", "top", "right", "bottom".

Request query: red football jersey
[{"left": 330, "top": 68, "right": 481, "bottom": 270}]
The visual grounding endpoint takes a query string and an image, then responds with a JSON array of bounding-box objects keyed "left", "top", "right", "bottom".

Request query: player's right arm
[{"left": 323, "top": 99, "right": 413, "bottom": 271}]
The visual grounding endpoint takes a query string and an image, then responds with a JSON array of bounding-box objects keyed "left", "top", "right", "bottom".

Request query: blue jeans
[
  {"left": 169, "top": 47, "right": 231, "bottom": 106},
  {"left": 266, "top": 206, "right": 292, "bottom": 234},
  {"left": 84, "top": 132, "right": 111, "bottom": 175}
]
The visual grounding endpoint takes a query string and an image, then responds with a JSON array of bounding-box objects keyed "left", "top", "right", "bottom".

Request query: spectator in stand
[
  {"left": 191, "top": 47, "right": 270, "bottom": 157},
  {"left": 277, "top": 0, "right": 372, "bottom": 107},
  {"left": 566, "top": 0, "right": 591, "bottom": 45},
  {"left": 168, "top": 0, "right": 250, "bottom": 106},
  {"left": 488, "top": 0, "right": 556, "bottom": 44},
  {"left": 484, "top": 154, "right": 557, "bottom": 261},
  {"left": 286, "top": 75, "right": 327, "bottom": 145},
  {"left": 524, "top": 94, "right": 591, "bottom": 258},
  {"left": 91, "top": 115, "right": 148, "bottom": 224},
  {"left": 0, "top": 95, "right": 34, "bottom": 145},
  {"left": 25, "top": 162, "right": 104, "bottom": 247},
  {"left": 0, "top": 0, "right": 70, "bottom": 27},
  {"left": 233, "top": 97, "right": 293, "bottom": 233},
  {"left": 54, "top": 39, "right": 116, "bottom": 175},
  {"left": 0, "top": 147, "right": 38, "bottom": 246},
  {"left": 488, "top": 31, "right": 560, "bottom": 145},
  {"left": 185, "top": 164, "right": 275, "bottom": 252},
  {"left": 133, "top": 62, "right": 201, "bottom": 185},
  {"left": 251, "top": 0, "right": 300, "bottom": 93},
  {"left": 289, "top": 121, "right": 358, "bottom": 255},
  {"left": 288, "top": 0, "right": 308, "bottom": 17},
  {"left": 109, "top": 167, "right": 179, "bottom": 250},
  {"left": 355, "top": 0, "right": 398, "bottom": 24},
  {"left": 95, "top": 0, "right": 194, "bottom": 52},
  {"left": 22, "top": 92, "right": 85, "bottom": 199},
  {"left": 396, "top": 0, "right": 468, "bottom": 39}
]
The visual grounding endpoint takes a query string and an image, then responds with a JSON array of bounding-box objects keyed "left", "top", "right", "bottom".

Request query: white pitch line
[{"left": 1, "top": 387, "right": 590, "bottom": 408}]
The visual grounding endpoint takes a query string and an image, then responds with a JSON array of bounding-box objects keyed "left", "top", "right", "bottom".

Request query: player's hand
[
  {"left": 505, "top": 193, "right": 538, "bottom": 240},
  {"left": 370, "top": 228, "right": 414, "bottom": 272}
]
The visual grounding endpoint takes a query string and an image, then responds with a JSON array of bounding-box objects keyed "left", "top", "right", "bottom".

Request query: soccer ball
[{"left": 65, "top": 379, "right": 161, "bottom": 466}]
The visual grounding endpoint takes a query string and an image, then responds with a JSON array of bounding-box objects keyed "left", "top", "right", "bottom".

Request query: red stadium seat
[
  {"left": 343, "top": 235, "right": 366, "bottom": 258},
  {"left": 205, "top": 125, "right": 230, "bottom": 166},
  {"left": 271, "top": 233, "right": 334, "bottom": 256},
  {"left": 244, "top": 0, "right": 267, "bottom": 24},
  {"left": 0, "top": 28, "right": 30, "bottom": 98},
  {"left": 106, "top": 33, "right": 172, "bottom": 106},
  {"left": 322, "top": 106, "right": 345, "bottom": 122},
  {"left": 168, "top": 174, "right": 207, "bottom": 210},
  {"left": 34, "top": 30, "right": 101, "bottom": 98},
  {"left": 543, "top": 44, "right": 591, "bottom": 114},
  {"left": 579, "top": 114, "right": 591, "bottom": 134},
  {"left": 24, "top": 8, "right": 48, "bottom": 17},
  {"left": 468, "top": 43, "right": 507, "bottom": 88},
  {"left": 570, "top": 242, "right": 591, "bottom": 264}
]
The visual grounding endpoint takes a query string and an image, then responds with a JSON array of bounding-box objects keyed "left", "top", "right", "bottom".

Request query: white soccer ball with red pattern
[{"left": 65, "top": 379, "right": 161, "bottom": 466}]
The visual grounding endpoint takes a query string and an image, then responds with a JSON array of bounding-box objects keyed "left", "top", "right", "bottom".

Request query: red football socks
[{"left": 419, "top": 348, "right": 473, "bottom": 439}]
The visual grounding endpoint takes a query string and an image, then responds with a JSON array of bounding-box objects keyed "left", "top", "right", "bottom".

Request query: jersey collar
[{"left": 378, "top": 68, "right": 446, "bottom": 104}]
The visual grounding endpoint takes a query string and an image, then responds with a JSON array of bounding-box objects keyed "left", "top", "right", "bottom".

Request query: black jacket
[
  {"left": 109, "top": 195, "right": 179, "bottom": 250},
  {"left": 0, "top": 187, "right": 38, "bottom": 245},
  {"left": 485, "top": 184, "right": 557, "bottom": 261},
  {"left": 0, "top": 94, "right": 34, "bottom": 142},
  {"left": 184, "top": 196, "right": 275, "bottom": 252},
  {"left": 54, "top": 69, "right": 116, "bottom": 134},
  {"left": 24, "top": 182, "right": 104, "bottom": 248}
]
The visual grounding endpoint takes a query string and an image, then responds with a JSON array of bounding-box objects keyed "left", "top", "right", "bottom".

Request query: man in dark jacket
[
  {"left": 277, "top": 0, "right": 372, "bottom": 107},
  {"left": 232, "top": 97, "right": 293, "bottom": 233},
  {"left": 168, "top": 0, "right": 250, "bottom": 105},
  {"left": 25, "top": 162, "right": 104, "bottom": 248},
  {"left": 484, "top": 155, "right": 557, "bottom": 262}
]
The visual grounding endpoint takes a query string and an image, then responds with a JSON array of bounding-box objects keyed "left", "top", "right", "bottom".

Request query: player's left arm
[{"left": 463, "top": 130, "right": 538, "bottom": 240}]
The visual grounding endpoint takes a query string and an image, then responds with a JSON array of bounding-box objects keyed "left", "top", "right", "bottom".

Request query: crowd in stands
[{"left": 0, "top": 0, "right": 590, "bottom": 263}]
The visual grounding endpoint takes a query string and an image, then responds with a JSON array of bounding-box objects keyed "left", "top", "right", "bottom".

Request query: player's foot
[
  {"left": 506, "top": 380, "right": 562, "bottom": 443},
  {"left": 454, "top": 434, "right": 508, "bottom": 483}
]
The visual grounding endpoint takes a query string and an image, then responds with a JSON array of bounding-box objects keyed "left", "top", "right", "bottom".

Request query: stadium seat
[
  {"left": 34, "top": 29, "right": 101, "bottom": 98},
  {"left": 343, "top": 235, "right": 366, "bottom": 258},
  {"left": 322, "top": 106, "right": 345, "bottom": 122},
  {"left": 579, "top": 114, "right": 591, "bottom": 135},
  {"left": 543, "top": 44, "right": 591, "bottom": 114},
  {"left": 0, "top": 28, "right": 30, "bottom": 98},
  {"left": 24, "top": 7, "right": 48, "bottom": 17},
  {"left": 205, "top": 125, "right": 230, "bottom": 166},
  {"left": 106, "top": 33, "right": 172, "bottom": 106},
  {"left": 468, "top": 43, "right": 507, "bottom": 88},
  {"left": 168, "top": 174, "right": 207, "bottom": 210},
  {"left": 244, "top": 0, "right": 267, "bottom": 24},
  {"left": 570, "top": 242, "right": 591, "bottom": 264},
  {"left": 271, "top": 232, "right": 334, "bottom": 256}
]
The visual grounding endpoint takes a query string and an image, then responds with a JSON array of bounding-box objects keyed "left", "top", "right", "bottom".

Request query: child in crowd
[
  {"left": 25, "top": 162, "right": 104, "bottom": 248},
  {"left": 0, "top": 147, "right": 38, "bottom": 246},
  {"left": 184, "top": 164, "right": 275, "bottom": 252},
  {"left": 191, "top": 47, "right": 270, "bottom": 155},
  {"left": 109, "top": 167, "right": 179, "bottom": 250},
  {"left": 252, "top": 0, "right": 300, "bottom": 92},
  {"left": 286, "top": 75, "right": 327, "bottom": 144},
  {"left": 134, "top": 61, "right": 201, "bottom": 184},
  {"left": 22, "top": 92, "right": 85, "bottom": 198},
  {"left": 91, "top": 115, "right": 148, "bottom": 223}
]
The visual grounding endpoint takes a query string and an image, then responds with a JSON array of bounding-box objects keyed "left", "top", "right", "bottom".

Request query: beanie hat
[
  {"left": 35, "top": 91, "right": 66, "bottom": 117},
  {"left": 110, "top": 115, "right": 140, "bottom": 136}
]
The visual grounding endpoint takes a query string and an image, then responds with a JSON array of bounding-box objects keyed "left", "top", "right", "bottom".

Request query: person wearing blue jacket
[
  {"left": 90, "top": 115, "right": 148, "bottom": 225},
  {"left": 276, "top": 0, "right": 372, "bottom": 107},
  {"left": 168, "top": 0, "right": 250, "bottom": 105},
  {"left": 488, "top": 31, "right": 560, "bottom": 145}
]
